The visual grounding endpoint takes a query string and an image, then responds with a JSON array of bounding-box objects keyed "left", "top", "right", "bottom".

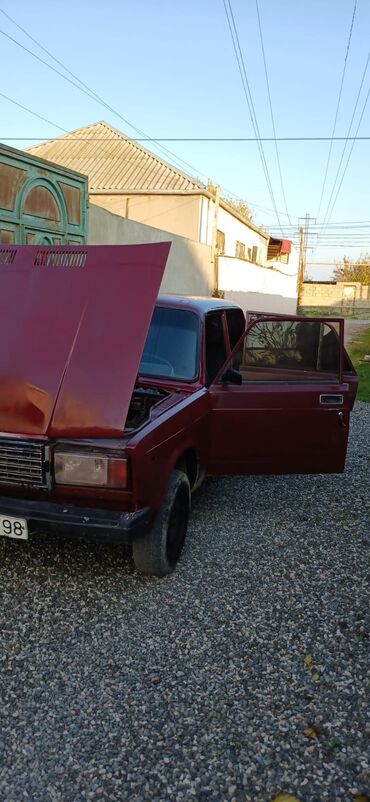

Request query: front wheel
[{"left": 132, "top": 470, "right": 190, "bottom": 576}]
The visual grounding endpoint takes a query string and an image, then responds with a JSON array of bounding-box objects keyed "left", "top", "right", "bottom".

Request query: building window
[
  {"left": 248, "top": 245, "right": 258, "bottom": 263},
  {"left": 216, "top": 230, "right": 225, "bottom": 255},
  {"left": 235, "top": 241, "right": 246, "bottom": 259}
]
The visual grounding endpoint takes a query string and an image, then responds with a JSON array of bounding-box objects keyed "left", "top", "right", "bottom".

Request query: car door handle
[{"left": 320, "top": 394, "right": 344, "bottom": 405}]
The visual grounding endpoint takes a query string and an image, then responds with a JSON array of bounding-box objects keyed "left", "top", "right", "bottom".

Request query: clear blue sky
[{"left": 1, "top": 0, "right": 369, "bottom": 278}]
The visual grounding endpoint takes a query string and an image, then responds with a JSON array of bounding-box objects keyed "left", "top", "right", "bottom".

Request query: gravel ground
[{"left": 0, "top": 403, "right": 369, "bottom": 802}]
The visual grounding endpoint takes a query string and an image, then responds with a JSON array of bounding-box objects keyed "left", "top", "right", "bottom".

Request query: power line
[
  {"left": 316, "top": 0, "right": 357, "bottom": 220},
  {"left": 0, "top": 91, "right": 300, "bottom": 221},
  {"left": 0, "top": 11, "right": 300, "bottom": 221},
  {"left": 323, "top": 85, "right": 370, "bottom": 228},
  {"left": 223, "top": 0, "right": 283, "bottom": 234},
  {"left": 302, "top": 242, "right": 370, "bottom": 246},
  {"left": 0, "top": 21, "right": 210, "bottom": 183},
  {"left": 255, "top": 0, "right": 291, "bottom": 224},
  {"left": 318, "top": 48, "right": 370, "bottom": 233},
  {"left": 0, "top": 92, "right": 68, "bottom": 133},
  {"left": 267, "top": 227, "right": 370, "bottom": 235},
  {"left": 267, "top": 232, "right": 370, "bottom": 237},
  {"left": 266, "top": 219, "right": 370, "bottom": 227},
  {"left": 299, "top": 230, "right": 370, "bottom": 235},
  {"left": 307, "top": 260, "right": 370, "bottom": 265},
  {"left": 0, "top": 5, "right": 100, "bottom": 89},
  {"left": 2, "top": 135, "right": 370, "bottom": 142}
]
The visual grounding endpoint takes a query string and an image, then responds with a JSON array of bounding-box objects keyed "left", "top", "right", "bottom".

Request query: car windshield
[{"left": 139, "top": 307, "right": 199, "bottom": 381}]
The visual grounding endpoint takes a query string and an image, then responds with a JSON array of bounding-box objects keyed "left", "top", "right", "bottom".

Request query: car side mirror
[{"left": 222, "top": 367, "right": 242, "bottom": 385}]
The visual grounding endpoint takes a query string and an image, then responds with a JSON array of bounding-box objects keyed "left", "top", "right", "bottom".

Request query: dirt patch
[{"left": 344, "top": 319, "right": 370, "bottom": 347}]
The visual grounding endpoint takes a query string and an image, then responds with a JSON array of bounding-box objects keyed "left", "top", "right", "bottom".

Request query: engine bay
[{"left": 125, "top": 386, "right": 168, "bottom": 431}]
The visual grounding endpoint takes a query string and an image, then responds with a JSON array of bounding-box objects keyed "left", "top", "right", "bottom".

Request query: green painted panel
[{"left": 0, "top": 142, "right": 88, "bottom": 244}]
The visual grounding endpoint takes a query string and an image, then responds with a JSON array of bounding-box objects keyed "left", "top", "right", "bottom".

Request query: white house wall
[
  {"left": 88, "top": 200, "right": 297, "bottom": 310},
  {"left": 219, "top": 252, "right": 298, "bottom": 315},
  {"left": 217, "top": 206, "right": 268, "bottom": 262},
  {"left": 198, "top": 196, "right": 211, "bottom": 244}
]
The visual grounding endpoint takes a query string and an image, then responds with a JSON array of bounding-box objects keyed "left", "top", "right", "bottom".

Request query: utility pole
[
  {"left": 210, "top": 184, "right": 220, "bottom": 295},
  {"left": 297, "top": 225, "right": 304, "bottom": 304},
  {"left": 297, "top": 213, "right": 316, "bottom": 305}
]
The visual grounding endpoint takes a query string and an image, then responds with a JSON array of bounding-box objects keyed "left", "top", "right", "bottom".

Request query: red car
[{"left": 0, "top": 244, "right": 358, "bottom": 575}]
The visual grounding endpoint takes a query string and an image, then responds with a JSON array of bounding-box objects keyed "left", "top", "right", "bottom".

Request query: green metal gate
[{"left": 0, "top": 143, "right": 88, "bottom": 245}]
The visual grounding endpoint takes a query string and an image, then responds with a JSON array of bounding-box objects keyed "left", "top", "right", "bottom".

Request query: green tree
[{"left": 333, "top": 254, "right": 370, "bottom": 284}]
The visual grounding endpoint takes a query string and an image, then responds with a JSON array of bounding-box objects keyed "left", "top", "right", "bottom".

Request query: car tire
[{"left": 132, "top": 470, "right": 190, "bottom": 576}]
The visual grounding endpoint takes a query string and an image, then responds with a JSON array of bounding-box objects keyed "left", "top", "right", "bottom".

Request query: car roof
[{"left": 156, "top": 295, "right": 243, "bottom": 315}]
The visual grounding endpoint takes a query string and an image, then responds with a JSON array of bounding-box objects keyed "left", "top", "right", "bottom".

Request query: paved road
[{"left": 1, "top": 404, "right": 369, "bottom": 802}]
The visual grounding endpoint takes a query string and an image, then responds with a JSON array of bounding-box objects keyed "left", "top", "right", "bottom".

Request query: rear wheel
[{"left": 132, "top": 470, "right": 190, "bottom": 576}]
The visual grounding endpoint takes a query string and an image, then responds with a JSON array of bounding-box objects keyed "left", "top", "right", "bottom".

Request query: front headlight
[{"left": 54, "top": 452, "right": 128, "bottom": 489}]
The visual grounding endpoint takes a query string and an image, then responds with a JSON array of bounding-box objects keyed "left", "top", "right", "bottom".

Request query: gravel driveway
[{"left": 1, "top": 403, "right": 369, "bottom": 802}]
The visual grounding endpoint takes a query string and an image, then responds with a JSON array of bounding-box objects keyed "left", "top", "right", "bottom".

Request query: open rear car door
[{"left": 208, "top": 313, "right": 358, "bottom": 475}]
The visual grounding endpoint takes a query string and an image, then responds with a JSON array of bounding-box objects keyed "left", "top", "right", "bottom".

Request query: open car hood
[{"left": 0, "top": 243, "right": 170, "bottom": 437}]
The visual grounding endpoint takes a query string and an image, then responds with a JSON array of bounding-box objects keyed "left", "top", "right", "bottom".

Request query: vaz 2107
[{"left": 0, "top": 245, "right": 357, "bottom": 575}]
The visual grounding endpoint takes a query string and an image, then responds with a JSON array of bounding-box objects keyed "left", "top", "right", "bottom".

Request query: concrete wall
[
  {"left": 89, "top": 202, "right": 213, "bottom": 296},
  {"left": 89, "top": 201, "right": 297, "bottom": 312},
  {"left": 90, "top": 193, "right": 202, "bottom": 243},
  {"left": 218, "top": 252, "right": 298, "bottom": 315},
  {"left": 91, "top": 191, "right": 268, "bottom": 260},
  {"left": 300, "top": 281, "right": 370, "bottom": 309}
]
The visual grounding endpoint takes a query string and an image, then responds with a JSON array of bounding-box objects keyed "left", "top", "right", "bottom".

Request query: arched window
[{"left": 23, "top": 186, "right": 61, "bottom": 222}]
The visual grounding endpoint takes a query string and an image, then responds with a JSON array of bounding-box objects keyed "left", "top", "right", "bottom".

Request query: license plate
[{"left": 0, "top": 515, "right": 28, "bottom": 540}]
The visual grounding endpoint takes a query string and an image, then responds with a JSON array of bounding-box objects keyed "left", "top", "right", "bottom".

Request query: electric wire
[
  {"left": 223, "top": 0, "right": 284, "bottom": 234},
  {"left": 223, "top": 0, "right": 283, "bottom": 233},
  {"left": 0, "top": 22, "right": 210, "bottom": 183},
  {"left": 0, "top": 99, "right": 298, "bottom": 220},
  {"left": 2, "top": 135, "right": 370, "bottom": 142},
  {"left": 255, "top": 0, "right": 291, "bottom": 224},
  {"left": 324, "top": 78, "right": 370, "bottom": 228},
  {"left": 0, "top": 11, "right": 298, "bottom": 221},
  {"left": 321, "top": 51, "right": 370, "bottom": 236},
  {"left": 316, "top": 0, "right": 357, "bottom": 220},
  {"left": 0, "top": 92, "right": 68, "bottom": 133},
  {"left": 2, "top": 3, "right": 369, "bottom": 249},
  {"left": 3, "top": 7, "right": 368, "bottom": 243}
]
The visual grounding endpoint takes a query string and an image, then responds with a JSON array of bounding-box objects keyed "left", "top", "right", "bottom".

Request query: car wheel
[{"left": 132, "top": 470, "right": 190, "bottom": 576}]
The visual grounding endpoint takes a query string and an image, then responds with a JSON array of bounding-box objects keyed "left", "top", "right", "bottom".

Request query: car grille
[{"left": 0, "top": 439, "right": 50, "bottom": 488}]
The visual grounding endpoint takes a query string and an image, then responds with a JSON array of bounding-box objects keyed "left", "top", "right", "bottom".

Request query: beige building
[
  {"left": 27, "top": 121, "right": 269, "bottom": 265},
  {"left": 27, "top": 121, "right": 297, "bottom": 311}
]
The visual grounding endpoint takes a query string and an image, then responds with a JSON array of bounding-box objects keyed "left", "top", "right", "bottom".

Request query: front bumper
[{"left": 0, "top": 495, "right": 152, "bottom": 544}]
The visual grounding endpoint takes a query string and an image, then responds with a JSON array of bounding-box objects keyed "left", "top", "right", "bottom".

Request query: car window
[
  {"left": 139, "top": 307, "right": 199, "bottom": 381},
  {"left": 226, "top": 309, "right": 245, "bottom": 349},
  {"left": 219, "top": 319, "right": 342, "bottom": 382},
  {"left": 205, "top": 312, "right": 227, "bottom": 384}
]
